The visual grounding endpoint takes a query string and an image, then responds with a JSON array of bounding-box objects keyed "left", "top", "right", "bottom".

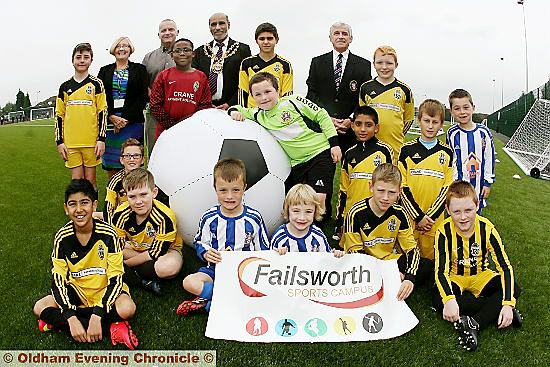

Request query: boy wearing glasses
[
  {"left": 334, "top": 106, "right": 393, "bottom": 243},
  {"left": 150, "top": 38, "right": 212, "bottom": 138},
  {"left": 102, "top": 138, "right": 145, "bottom": 224},
  {"left": 55, "top": 43, "right": 107, "bottom": 192}
]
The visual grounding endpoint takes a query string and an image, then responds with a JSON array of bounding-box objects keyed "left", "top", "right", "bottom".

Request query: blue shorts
[{"left": 198, "top": 266, "right": 215, "bottom": 281}]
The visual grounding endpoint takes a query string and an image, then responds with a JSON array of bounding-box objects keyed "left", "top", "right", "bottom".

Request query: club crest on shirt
[
  {"left": 193, "top": 81, "right": 199, "bottom": 92},
  {"left": 244, "top": 232, "right": 254, "bottom": 246},
  {"left": 349, "top": 80, "right": 358, "bottom": 92},
  {"left": 273, "top": 63, "right": 281, "bottom": 73},
  {"left": 393, "top": 89, "right": 402, "bottom": 100},
  {"left": 145, "top": 224, "right": 156, "bottom": 238},
  {"left": 387, "top": 218, "right": 397, "bottom": 232},
  {"left": 373, "top": 154, "right": 382, "bottom": 167},
  {"left": 471, "top": 242, "right": 480, "bottom": 257},
  {"left": 439, "top": 152, "right": 446, "bottom": 165},
  {"left": 281, "top": 111, "right": 292, "bottom": 124},
  {"left": 97, "top": 243, "right": 105, "bottom": 260},
  {"left": 85, "top": 85, "right": 93, "bottom": 95}
]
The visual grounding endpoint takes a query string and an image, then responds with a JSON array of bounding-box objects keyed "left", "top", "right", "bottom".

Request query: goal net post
[{"left": 503, "top": 99, "right": 550, "bottom": 180}]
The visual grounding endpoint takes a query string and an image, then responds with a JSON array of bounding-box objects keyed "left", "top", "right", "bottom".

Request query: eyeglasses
[
  {"left": 121, "top": 153, "right": 143, "bottom": 160},
  {"left": 116, "top": 44, "right": 131, "bottom": 50},
  {"left": 171, "top": 48, "right": 193, "bottom": 55}
]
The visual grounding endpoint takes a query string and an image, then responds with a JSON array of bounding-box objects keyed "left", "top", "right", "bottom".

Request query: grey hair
[{"left": 330, "top": 22, "right": 352, "bottom": 37}]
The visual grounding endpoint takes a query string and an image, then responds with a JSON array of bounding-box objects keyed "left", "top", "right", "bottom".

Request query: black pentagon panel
[{"left": 219, "top": 139, "right": 268, "bottom": 189}]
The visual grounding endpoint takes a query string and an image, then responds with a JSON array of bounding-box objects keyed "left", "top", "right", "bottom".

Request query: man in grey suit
[
  {"left": 306, "top": 22, "right": 371, "bottom": 154},
  {"left": 306, "top": 22, "right": 371, "bottom": 228}
]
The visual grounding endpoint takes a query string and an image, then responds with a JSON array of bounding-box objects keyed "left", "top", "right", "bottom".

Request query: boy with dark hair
[
  {"left": 358, "top": 45, "right": 414, "bottom": 161},
  {"left": 398, "top": 99, "right": 453, "bottom": 259},
  {"left": 112, "top": 168, "right": 183, "bottom": 296},
  {"left": 102, "top": 138, "right": 145, "bottom": 224},
  {"left": 334, "top": 105, "right": 393, "bottom": 242},
  {"left": 176, "top": 158, "right": 270, "bottom": 316},
  {"left": 446, "top": 88, "right": 495, "bottom": 212},
  {"left": 55, "top": 43, "right": 108, "bottom": 190},
  {"left": 433, "top": 180, "right": 522, "bottom": 351},
  {"left": 150, "top": 38, "right": 212, "bottom": 138},
  {"left": 230, "top": 71, "right": 342, "bottom": 223},
  {"left": 238, "top": 22, "right": 293, "bottom": 107},
  {"left": 33, "top": 179, "right": 138, "bottom": 349},
  {"left": 342, "top": 163, "right": 431, "bottom": 300}
]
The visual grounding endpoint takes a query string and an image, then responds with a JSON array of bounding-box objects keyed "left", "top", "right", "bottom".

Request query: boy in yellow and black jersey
[
  {"left": 238, "top": 22, "right": 293, "bottom": 107},
  {"left": 33, "top": 179, "right": 138, "bottom": 349},
  {"left": 102, "top": 139, "right": 145, "bottom": 224},
  {"left": 112, "top": 168, "right": 183, "bottom": 295},
  {"left": 334, "top": 106, "right": 392, "bottom": 243},
  {"left": 358, "top": 46, "right": 414, "bottom": 161},
  {"left": 398, "top": 99, "right": 453, "bottom": 259},
  {"left": 433, "top": 181, "right": 522, "bottom": 352},
  {"left": 342, "top": 163, "right": 432, "bottom": 301},
  {"left": 55, "top": 43, "right": 108, "bottom": 190}
]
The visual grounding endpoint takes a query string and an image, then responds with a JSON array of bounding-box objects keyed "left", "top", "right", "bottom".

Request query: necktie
[
  {"left": 209, "top": 43, "right": 224, "bottom": 96},
  {"left": 334, "top": 53, "right": 343, "bottom": 91}
]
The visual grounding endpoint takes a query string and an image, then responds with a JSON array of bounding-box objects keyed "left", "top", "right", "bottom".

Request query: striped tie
[
  {"left": 334, "top": 53, "right": 343, "bottom": 91},
  {"left": 208, "top": 43, "right": 224, "bottom": 96}
]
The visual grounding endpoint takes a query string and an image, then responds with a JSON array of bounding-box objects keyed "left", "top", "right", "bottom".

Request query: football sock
[
  {"left": 135, "top": 260, "right": 160, "bottom": 281},
  {"left": 122, "top": 264, "right": 144, "bottom": 287},
  {"left": 40, "top": 307, "right": 68, "bottom": 331},
  {"left": 199, "top": 282, "right": 214, "bottom": 300}
]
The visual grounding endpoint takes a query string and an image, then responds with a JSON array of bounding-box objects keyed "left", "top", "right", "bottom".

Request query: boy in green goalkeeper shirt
[{"left": 229, "top": 71, "right": 341, "bottom": 222}]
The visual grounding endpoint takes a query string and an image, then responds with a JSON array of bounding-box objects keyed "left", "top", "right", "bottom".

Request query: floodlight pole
[
  {"left": 500, "top": 57, "right": 504, "bottom": 108},
  {"left": 519, "top": 0, "right": 529, "bottom": 94},
  {"left": 492, "top": 79, "right": 496, "bottom": 112}
]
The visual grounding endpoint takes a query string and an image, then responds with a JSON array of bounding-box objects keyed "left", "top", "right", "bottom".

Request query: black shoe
[
  {"left": 453, "top": 315, "right": 479, "bottom": 351},
  {"left": 141, "top": 279, "right": 161, "bottom": 296},
  {"left": 512, "top": 308, "right": 523, "bottom": 328},
  {"left": 331, "top": 226, "right": 341, "bottom": 241}
]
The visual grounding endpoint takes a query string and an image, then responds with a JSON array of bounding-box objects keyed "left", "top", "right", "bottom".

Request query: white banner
[{"left": 206, "top": 252, "right": 418, "bottom": 342}]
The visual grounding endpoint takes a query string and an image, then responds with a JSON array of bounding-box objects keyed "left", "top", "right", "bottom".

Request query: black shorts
[{"left": 285, "top": 149, "right": 335, "bottom": 195}]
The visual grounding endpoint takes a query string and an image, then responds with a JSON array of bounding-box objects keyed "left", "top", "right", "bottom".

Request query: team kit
[{"left": 36, "top": 14, "right": 521, "bottom": 353}]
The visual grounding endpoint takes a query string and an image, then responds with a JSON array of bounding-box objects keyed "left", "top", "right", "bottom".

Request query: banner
[{"left": 206, "top": 252, "right": 418, "bottom": 342}]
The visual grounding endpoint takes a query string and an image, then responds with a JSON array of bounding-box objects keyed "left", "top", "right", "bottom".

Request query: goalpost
[
  {"left": 30, "top": 107, "right": 54, "bottom": 121},
  {"left": 503, "top": 99, "right": 550, "bottom": 180}
]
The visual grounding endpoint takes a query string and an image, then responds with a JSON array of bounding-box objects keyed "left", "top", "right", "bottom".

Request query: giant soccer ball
[{"left": 148, "top": 109, "right": 291, "bottom": 245}]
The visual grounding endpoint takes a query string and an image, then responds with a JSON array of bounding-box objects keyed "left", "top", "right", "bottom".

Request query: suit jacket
[
  {"left": 192, "top": 38, "right": 251, "bottom": 106},
  {"left": 306, "top": 51, "right": 371, "bottom": 151},
  {"left": 97, "top": 61, "right": 149, "bottom": 124}
]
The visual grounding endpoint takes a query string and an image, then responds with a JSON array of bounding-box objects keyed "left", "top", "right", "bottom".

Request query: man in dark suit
[
  {"left": 306, "top": 22, "right": 372, "bottom": 154},
  {"left": 306, "top": 22, "right": 371, "bottom": 231},
  {"left": 193, "top": 13, "right": 251, "bottom": 110}
]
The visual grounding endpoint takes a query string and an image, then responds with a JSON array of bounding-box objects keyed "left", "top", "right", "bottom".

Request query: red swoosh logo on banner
[
  {"left": 310, "top": 281, "right": 384, "bottom": 308},
  {"left": 238, "top": 257, "right": 267, "bottom": 297}
]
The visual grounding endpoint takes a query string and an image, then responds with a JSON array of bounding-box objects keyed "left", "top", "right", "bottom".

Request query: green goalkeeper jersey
[{"left": 229, "top": 95, "right": 339, "bottom": 166}]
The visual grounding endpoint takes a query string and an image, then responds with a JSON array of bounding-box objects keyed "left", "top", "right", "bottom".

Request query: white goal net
[
  {"left": 503, "top": 99, "right": 550, "bottom": 180},
  {"left": 30, "top": 107, "right": 54, "bottom": 121}
]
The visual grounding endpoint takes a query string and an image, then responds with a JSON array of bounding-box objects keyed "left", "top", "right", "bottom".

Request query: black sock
[
  {"left": 122, "top": 264, "right": 144, "bottom": 287},
  {"left": 40, "top": 307, "right": 68, "bottom": 331},
  {"left": 134, "top": 260, "right": 159, "bottom": 281}
]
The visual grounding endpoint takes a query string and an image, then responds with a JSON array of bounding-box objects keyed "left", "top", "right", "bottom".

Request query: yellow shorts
[
  {"left": 66, "top": 147, "right": 100, "bottom": 169},
  {"left": 449, "top": 269, "right": 498, "bottom": 298}
]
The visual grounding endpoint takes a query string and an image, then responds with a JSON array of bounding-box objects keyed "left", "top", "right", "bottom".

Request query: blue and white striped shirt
[
  {"left": 270, "top": 223, "right": 332, "bottom": 253},
  {"left": 446, "top": 123, "right": 495, "bottom": 209},
  {"left": 194, "top": 205, "right": 270, "bottom": 261}
]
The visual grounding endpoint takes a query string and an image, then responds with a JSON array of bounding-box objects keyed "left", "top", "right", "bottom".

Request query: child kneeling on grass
[
  {"left": 176, "top": 158, "right": 270, "bottom": 316},
  {"left": 433, "top": 180, "right": 522, "bottom": 352},
  {"left": 33, "top": 179, "right": 138, "bottom": 350},
  {"left": 229, "top": 71, "right": 342, "bottom": 225},
  {"left": 271, "top": 183, "right": 344, "bottom": 257}
]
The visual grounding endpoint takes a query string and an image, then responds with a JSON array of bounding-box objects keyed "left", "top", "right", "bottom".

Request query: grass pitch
[{"left": 0, "top": 120, "right": 549, "bottom": 366}]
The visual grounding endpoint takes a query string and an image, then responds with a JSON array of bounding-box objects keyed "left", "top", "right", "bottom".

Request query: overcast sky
[{"left": 1, "top": 0, "right": 549, "bottom": 114}]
